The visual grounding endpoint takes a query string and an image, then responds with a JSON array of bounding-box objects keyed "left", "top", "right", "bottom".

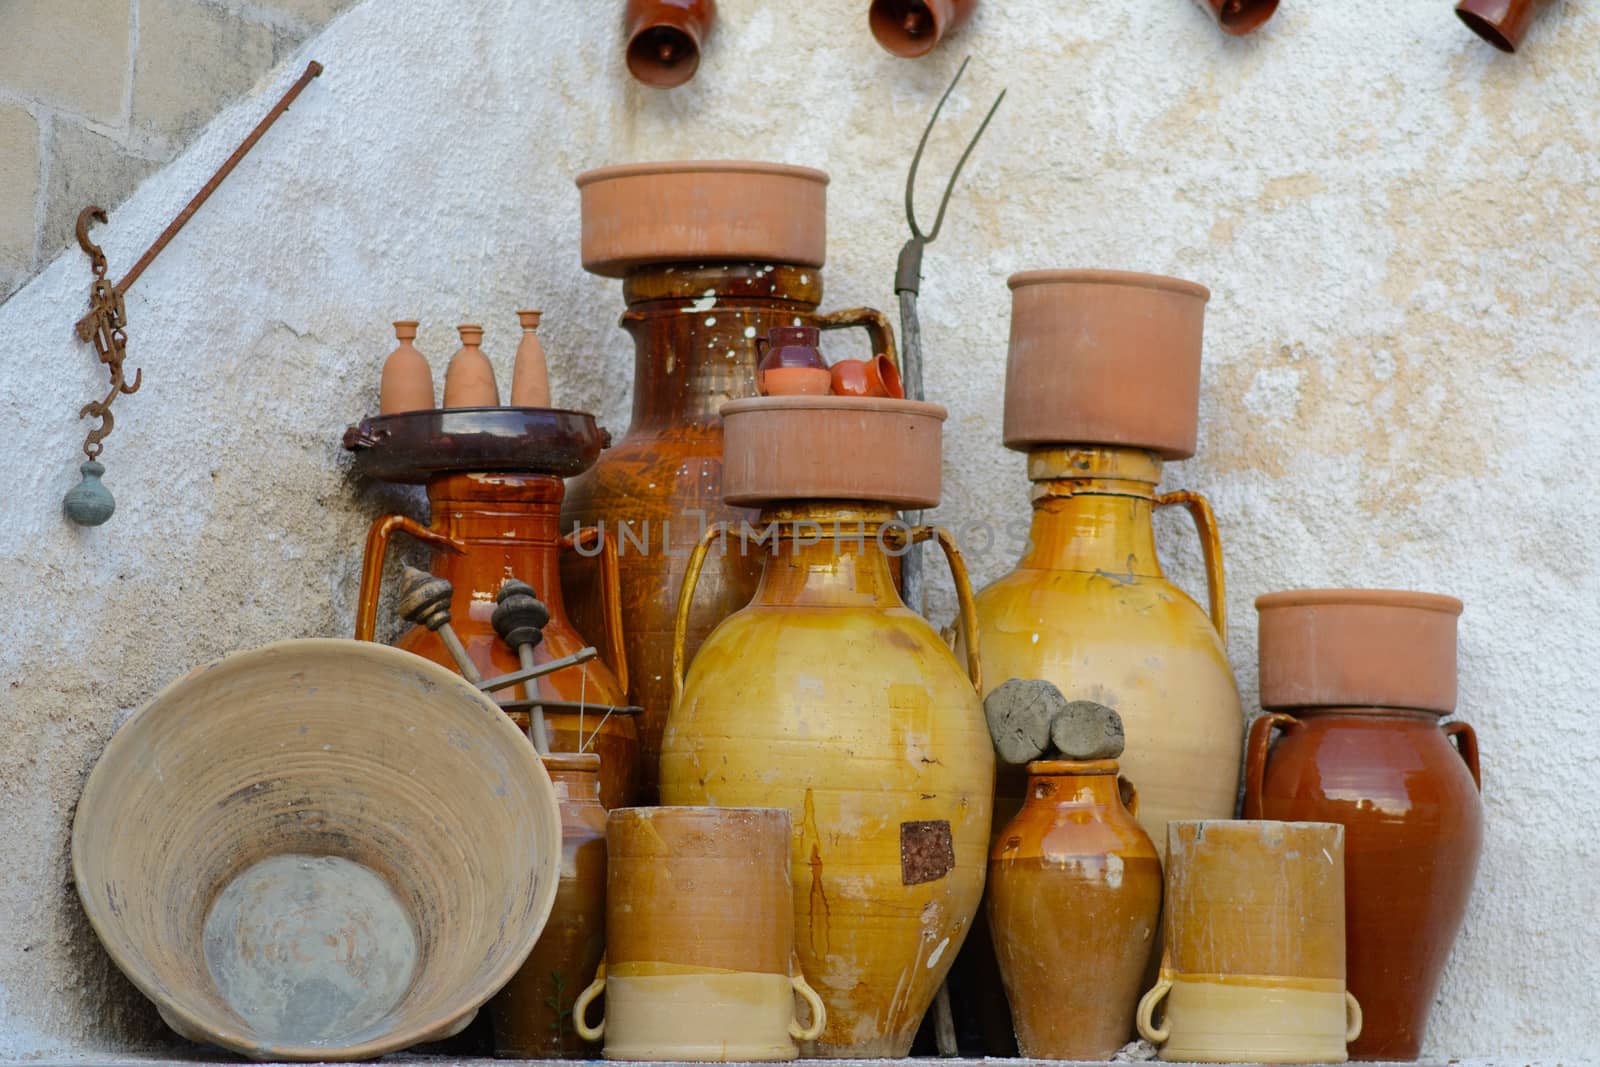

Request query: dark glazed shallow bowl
[{"left": 343, "top": 407, "right": 611, "bottom": 484}]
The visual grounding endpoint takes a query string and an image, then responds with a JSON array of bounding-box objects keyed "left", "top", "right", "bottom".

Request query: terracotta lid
[
  {"left": 721, "top": 396, "right": 945, "bottom": 508},
  {"left": 1003, "top": 269, "right": 1210, "bottom": 459},
  {"left": 1256, "top": 589, "right": 1464, "bottom": 713},
  {"left": 576, "top": 160, "right": 829, "bottom": 278}
]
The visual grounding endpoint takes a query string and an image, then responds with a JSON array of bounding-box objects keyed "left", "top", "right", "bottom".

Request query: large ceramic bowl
[
  {"left": 576, "top": 161, "right": 828, "bottom": 278},
  {"left": 342, "top": 406, "right": 609, "bottom": 483},
  {"left": 1256, "top": 589, "right": 1464, "bottom": 712},
  {"left": 721, "top": 396, "right": 945, "bottom": 509},
  {"left": 1004, "top": 270, "right": 1210, "bottom": 459},
  {"left": 72, "top": 639, "right": 561, "bottom": 1061}
]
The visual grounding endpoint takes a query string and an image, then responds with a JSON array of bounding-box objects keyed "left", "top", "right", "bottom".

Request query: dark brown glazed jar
[
  {"left": 1245, "top": 708, "right": 1481, "bottom": 1060},
  {"left": 361, "top": 471, "right": 638, "bottom": 809},
  {"left": 561, "top": 264, "right": 893, "bottom": 801},
  {"left": 491, "top": 752, "right": 607, "bottom": 1058}
]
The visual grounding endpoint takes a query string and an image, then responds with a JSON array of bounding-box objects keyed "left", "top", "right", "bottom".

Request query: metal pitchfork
[{"left": 895, "top": 57, "right": 1005, "bottom": 616}]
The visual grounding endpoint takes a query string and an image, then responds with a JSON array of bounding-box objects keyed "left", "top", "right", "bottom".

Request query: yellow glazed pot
[
  {"left": 660, "top": 505, "right": 993, "bottom": 1057},
  {"left": 971, "top": 445, "right": 1243, "bottom": 850},
  {"left": 1138, "top": 820, "right": 1361, "bottom": 1063}
]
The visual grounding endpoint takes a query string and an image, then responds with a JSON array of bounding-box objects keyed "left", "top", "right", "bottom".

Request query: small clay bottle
[
  {"left": 379, "top": 320, "right": 435, "bottom": 414},
  {"left": 510, "top": 310, "right": 552, "bottom": 407},
  {"left": 443, "top": 324, "right": 500, "bottom": 407},
  {"left": 756, "top": 325, "right": 830, "bottom": 397}
]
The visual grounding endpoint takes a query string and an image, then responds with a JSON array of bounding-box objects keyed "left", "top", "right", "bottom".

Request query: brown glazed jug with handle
[
  {"left": 490, "top": 752, "right": 607, "bottom": 1059},
  {"left": 1245, "top": 589, "right": 1483, "bottom": 1062},
  {"left": 988, "top": 758, "right": 1162, "bottom": 1059},
  {"left": 562, "top": 161, "right": 897, "bottom": 803}
]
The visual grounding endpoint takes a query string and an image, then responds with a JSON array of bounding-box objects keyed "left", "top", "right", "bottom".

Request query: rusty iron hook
[
  {"left": 75, "top": 206, "right": 109, "bottom": 273},
  {"left": 894, "top": 56, "right": 1006, "bottom": 299}
]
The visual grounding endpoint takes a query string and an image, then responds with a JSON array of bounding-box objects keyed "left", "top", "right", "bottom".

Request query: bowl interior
[{"left": 72, "top": 640, "right": 557, "bottom": 1058}]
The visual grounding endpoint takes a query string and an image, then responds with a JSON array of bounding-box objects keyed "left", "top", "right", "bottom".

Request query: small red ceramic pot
[{"left": 830, "top": 355, "right": 905, "bottom": 399}]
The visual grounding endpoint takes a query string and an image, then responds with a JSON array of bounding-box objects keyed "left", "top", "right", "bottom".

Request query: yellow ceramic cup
[
  {"left": 1137, "top": 819, "right": 1362, "bottom": 1064},
  {"left": 572, "top": 806, "right": 825, "bottom": 1061}
]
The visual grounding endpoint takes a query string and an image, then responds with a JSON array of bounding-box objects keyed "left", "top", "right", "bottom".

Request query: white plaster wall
[{"left": 1, "top": 0, "right": 1595, "bottom": 1059}]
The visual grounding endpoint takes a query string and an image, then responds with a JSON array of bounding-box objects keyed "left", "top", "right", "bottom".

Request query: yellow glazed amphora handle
[
  {"left": 901, "top": 524, "right": 982, "bottom": 692},
  {"left": 573, "top": 958, "right": 606, "bottom": 1042},
  {"left": 671, "top": 522, "right": 732, "bottom": 708},
  {"left": 1345, "top": 989, "right": 1363, "bottom": 1043},
  {"left": 1154, "top": 489, "right": 1227, "bottom": 645}
]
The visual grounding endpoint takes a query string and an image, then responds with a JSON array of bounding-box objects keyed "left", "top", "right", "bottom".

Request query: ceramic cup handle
[
  {"left": 353, "top": 514, "right": 465, "bottom": 641},
  {"left": 1136, "top": 978, "right": 1173, "bottom": 1044},
  {"left": 573, "top": 959, "right": 607, "bottom": 1042},
  {"left": 1243, "top": 712, "right": 1301, "bottom": 819},
  {"left": 1443, "top": 720, "right": 1482, "bottom": 792},
  {"left": 671, "top": 522, "right": 731, "bottom": 708},
  {"left": 812, "top": 306, "right": 899, "bottom": 371},
  {"left": 1345, "top": 989, "right": 1363, "bottom": 1043},
  {"left": 1154, "top": 490, "right": 1228, "bottom": 646},
  {"left": 788, "top": 967, "right": 827, "bottom": 1041},
  {"left": 563, "top": 525, "right": 630, "bottom": 694}
]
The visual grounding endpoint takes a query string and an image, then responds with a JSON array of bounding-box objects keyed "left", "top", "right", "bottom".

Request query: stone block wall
[{"left": 0, "top": 0, "right": 355, "bottom": 302}]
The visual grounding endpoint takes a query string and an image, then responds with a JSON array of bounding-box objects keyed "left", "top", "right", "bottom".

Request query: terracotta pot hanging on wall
[
  {"left": 624, "top": 0, "right": 715, "bottom": 88},
  {"left": 1247, "top": 589, "right": 1483, "bottom": 1062},
  {"left": 868, "top": 0, "right": 977, "bottom": 57},
  {"left": 1189, "top": 0, "right": 1280, "bottom": 35},
  {"left": 1455, "top": 0, "right": 1544, "bottom": 53}
]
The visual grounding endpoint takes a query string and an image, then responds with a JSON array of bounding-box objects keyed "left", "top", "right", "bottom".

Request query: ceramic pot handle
[
  {"left": 353, "top": 514, "right": 465, "bottom": 641},
  {"left": 1344, "top": 989, "right": 1363, "bottom": 1043},
  {"left": 671, "top": 522, "right": 731, "bottom": 708},
  {"left": 788, "top": 955, "right": 827, "bottom": 1041},
  {"left": 1136, "top": 978, "right": 1173, "bottom": 1044},
  {"left": 1117, "top": 774, "right": 1140, "bottom": 817},
  {"left": 562, "top": 525, "right": 630, "bottom": 694},
  {"left": 573, "top": 959, "right": 607, "bottom": 1042},
  {"left": 1443, "top": 720, "right": 1482, "bottom": 792},
  {"left": 907, "top": 525, "right": 982, "bottom": 691},
  {"left": 813, "top": 306, "right": 900, "bottom": 371},
  {"left": 1243, "top": 712, "right": 1300, "bottom": 819},
  {"left": 1154, "top": 490, "right": 1228, "bottom": 645}
]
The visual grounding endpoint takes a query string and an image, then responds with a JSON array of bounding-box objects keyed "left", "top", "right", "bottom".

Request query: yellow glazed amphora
[
  {"left": 660, "top": 397, "right": 994, "bottom": 1058},
  {"left": 973, "top": 445, "right": 1241, "bottom": 848},
  {"left": 977, "top": 270, "right": 1244, "bottom": 851}
]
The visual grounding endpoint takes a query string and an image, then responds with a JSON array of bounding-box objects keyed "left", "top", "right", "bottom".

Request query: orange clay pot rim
[
  {"left": 1255, "top": 588, "right": 1463, "bottom": 615},
  {"left": 576, "top": 160, "right": 830, "bottom": 188},
  {"left": 1007, "top": 268, "right": 1210, "bottom": 300},
  {"left": 541, "top": 751, "right": 602, "bottom": 771},
  {"left": 1025, "top": 758, "right": 1120, "bottom": 776},
  {"left": 722, "top": 396, "right": 947, "bottom": 420}
]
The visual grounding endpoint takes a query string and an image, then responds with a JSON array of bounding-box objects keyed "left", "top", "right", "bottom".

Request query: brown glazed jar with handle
[
  {"left": 490, "top": 753, "right": 607, "bottom": 1059},
  {"left": 562, "top": 162, "right": 897, "bottom": 803},
  {"left": 988, "top": 759, "right": 1161, "bottom": 1059},
  {"left": 1245, "top": 590, "right": 1483, "bottom": 1062}
]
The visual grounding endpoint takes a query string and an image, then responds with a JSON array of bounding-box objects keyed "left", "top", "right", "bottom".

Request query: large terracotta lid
[
  {"left": 1256, "top": 589, "right": 1464, "bottom": 712},
  {"left": 721, "top": 396, "right": 944, "bottom": 508},
  {"left": 576, "top": 161, "right": 828, "bottom": 278},
  {"left": 1003, "top": 269, "right": 1210, "bottom": 458}
]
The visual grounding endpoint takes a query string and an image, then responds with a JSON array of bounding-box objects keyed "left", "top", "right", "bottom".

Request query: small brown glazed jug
[
  {"left": 1456, "top": 0, "right": 1543, "bottom": 52},
  {"left": 1189, "top": 0, "right": 1279, "bottom": 35},
  {"left": 573, "top": 807, "right": 824, "bottom": 1061},
  {"left": 1247, "top": 589, "right": 1482, "bottom": 1062},
  {"left": 988, "top": 759, "right": 1161, "bottom": 1059},
  {"left": 490, "top": 753, "right": 607, "bottom": 1059},
  {"left": 624, "top": 0, "right": 715, "bottom": 88}
]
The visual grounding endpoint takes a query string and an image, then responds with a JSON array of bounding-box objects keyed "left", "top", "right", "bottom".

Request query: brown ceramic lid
[
  {"left": 1003, "top": 269, "right": 1210, "bottom": 459},
  {"left": 576, "top": 161, "right": 828, "bottom": 278},
  {"left": 721, "top": 396, "right": 944, "bottom": 508},
  {"left": 1256, "top": 589, "right": 1464, "bottom": 713}
]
